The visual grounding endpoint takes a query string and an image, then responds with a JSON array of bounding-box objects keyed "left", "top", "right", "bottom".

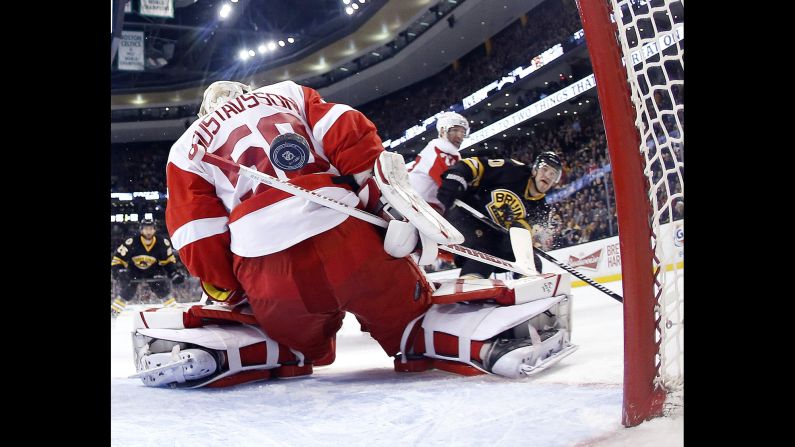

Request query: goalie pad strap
[
  {"left": 207, "top": 326, "right": 243, "bottom": 373},
  {"left": 399, "top": 313, "right": 426, "bottom": 364}
]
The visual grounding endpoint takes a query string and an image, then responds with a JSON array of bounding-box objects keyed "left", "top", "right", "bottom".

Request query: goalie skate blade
[
  {"left": 128, "top": 357, "right": 192, "bottom": 380},
  {"left": 131, "top": 348, "right": 218, "bottom": 387},
  {"left": 520, "top": 344, "right": 579, "bottom": 376}
]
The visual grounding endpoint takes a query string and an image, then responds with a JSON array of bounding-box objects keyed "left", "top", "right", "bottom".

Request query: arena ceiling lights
[
  {"left": 237, "top": 0, "right": 368, "bottom": 62},
  {"left": 343, "top": 0, "right": 368, "bottom": 16}
]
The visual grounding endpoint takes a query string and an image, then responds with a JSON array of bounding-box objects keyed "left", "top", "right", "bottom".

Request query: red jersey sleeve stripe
[
  {"left": 170, "top": 216, "right": 229, "bottom": 250},
  {"left": 166, "top": 161, "right": 239, "bottom": 290},
  {"left": 166, "top": 162, "right": 229, "bottom": 232},
  {"left": 301, "top": 85, "right": 383, "bottom": 175}
]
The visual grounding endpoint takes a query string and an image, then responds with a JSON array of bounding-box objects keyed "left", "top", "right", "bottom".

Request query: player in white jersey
[{"left": 407, "top": 112, "right": 470, "bottom": 213}]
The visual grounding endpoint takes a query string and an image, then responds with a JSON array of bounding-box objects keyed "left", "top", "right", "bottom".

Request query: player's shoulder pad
[
  {"left": 163, "top": 238, "right": 171, "bottom": 247},
  {"left": 125, "top": 238, "right": 133, "bottom": 245},
  {"left": 508, "top": 158, "right": 526, "bottom": 166},
  {"left": 487, "top": 159, "right": 506, "bottom": 167}
]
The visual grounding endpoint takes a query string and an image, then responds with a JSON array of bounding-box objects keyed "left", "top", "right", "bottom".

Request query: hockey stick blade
[
  {"left": 509, "top": 227, "right": 538, "bottom": 275},
  {"left": 453, "top": 199, "right": 623, "bottom": 303}
]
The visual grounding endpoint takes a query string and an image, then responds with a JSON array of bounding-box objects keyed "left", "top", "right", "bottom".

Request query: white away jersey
[
  {"left": 165, "top": 81, "right": 383, "bottom": 290},
  {"left": 407, "top": 137, "right": 461, "bottom": 212}
]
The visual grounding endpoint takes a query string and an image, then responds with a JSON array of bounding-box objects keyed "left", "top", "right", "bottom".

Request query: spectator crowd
[{"left": 111, "top": 0, "right": 683, "bottom": 276}]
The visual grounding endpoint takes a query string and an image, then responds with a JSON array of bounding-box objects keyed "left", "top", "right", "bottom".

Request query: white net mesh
[{"left": 609, "top": 0, "right": 684, "bottom": 411}]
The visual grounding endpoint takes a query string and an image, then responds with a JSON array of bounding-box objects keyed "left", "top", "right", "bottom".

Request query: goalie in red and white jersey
[
  {"left": 165, "top": 80, "right": 432, "bottom": 368},
  {"left": 133, "top": 80, "right": 576, "bottom": 388},
  {"left": 407, "top": 111, "right": 470, "bottom": 213}
]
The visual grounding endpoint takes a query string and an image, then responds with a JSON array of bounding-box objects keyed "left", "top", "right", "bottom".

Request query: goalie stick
[
  {"left": 188, "top": 145, "right": 537, "bottom": 277},
  {"left": 453, "top": 199, "right": 624, "bottom": 303}
]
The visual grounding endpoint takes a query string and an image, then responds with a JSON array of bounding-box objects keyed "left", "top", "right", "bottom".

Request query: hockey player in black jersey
[
  {"left": 437, "top": 151, "right": 563, "bottom": 278},
  {"left": 111, "top": 218, "right": 185, "bottom": 316}
]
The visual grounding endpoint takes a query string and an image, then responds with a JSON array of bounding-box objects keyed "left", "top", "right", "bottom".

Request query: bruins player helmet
[
  {"left": 139, "top": 218, "right": 156, "bottom": 230},
  {"left": 532, "top": 151, "right": 562, "bottom": 183}
]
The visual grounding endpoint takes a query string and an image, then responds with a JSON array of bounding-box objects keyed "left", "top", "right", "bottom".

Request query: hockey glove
[
  {"left": 114, "top": 268, "right": 131, "bottom": 283},
  {"left": 170, "top": 271, "right": 185, "bottom": 285},
  {"left": 201, "top": 282, "right": 246, "bottom": 306},
  {"left": 437, "top": 173, "right": 468, "bottom": 210}
]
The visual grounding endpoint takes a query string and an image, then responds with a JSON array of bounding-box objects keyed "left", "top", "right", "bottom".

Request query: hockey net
[{"left": 575, "top": 0, "right": 684, "bottom": 427}]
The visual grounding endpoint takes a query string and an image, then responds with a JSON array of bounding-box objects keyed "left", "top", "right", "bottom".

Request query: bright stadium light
[
  {"left": 258, "top": 44, "right": 267, "bottom": 54},
  {"left": 219, "top": 4, "right": 232, "bottom": 19},
  {"left": 239, "top": 49, "right": 250, "bottom": 60},
  {"left": 345, "top": 6, "right": 353, "bottom": 14},
  {"left": 267, "top": 41, "right": 277, "bottom": 51},
  {"left": 248, "top": 50, "right": 255, "bottom": 57},
  {"left": 352, "top": 3, "right": 359, "bottom": 9},
  {"left": 343, "top": 0, "right": 350, "bottom": 4},
  {"left": 287, "top": 37, "right": 295, "bottom": 43},
  {"left": 278, "top": 40, "right": 285, "bottom": 47}
]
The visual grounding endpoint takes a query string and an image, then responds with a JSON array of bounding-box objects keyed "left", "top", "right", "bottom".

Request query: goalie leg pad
[
  {"left": 397, "top": 294, "right": 576, "bottom": 378},
  {"left": 132, "top": 303, "right": 260, "bottom": 331},
  {"left": 131, "top": 324, "right": 309, "bottom": 388},
  {"left": 430, "top": 273, "right": 571, "bottom": 306}
]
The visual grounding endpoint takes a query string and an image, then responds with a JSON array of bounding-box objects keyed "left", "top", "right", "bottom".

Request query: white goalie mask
[
  {"left": 198, "top": 81, "right": 252, "bottom": 117},
  {"left": 436, "top": 112, "right": 470, "bottom": 140}
]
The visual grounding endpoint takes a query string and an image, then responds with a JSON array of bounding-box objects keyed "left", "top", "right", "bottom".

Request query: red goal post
[{"left": 574, "top": 0, "right": 684, "bottom": 427}]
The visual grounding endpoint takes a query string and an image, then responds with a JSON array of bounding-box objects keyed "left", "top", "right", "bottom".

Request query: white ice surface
[{"left": 111, "top": 279, "right": 683, "bottom": 446}]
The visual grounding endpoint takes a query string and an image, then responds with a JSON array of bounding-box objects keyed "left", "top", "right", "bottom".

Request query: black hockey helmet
[
  {"left": 139, "top": 218, "right": 156, "bottom": 230},
  {"left": 532, "top": 151, "right": 562, "bottom": 182}
]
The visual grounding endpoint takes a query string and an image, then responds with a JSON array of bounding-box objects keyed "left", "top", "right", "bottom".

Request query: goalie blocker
[{"left": 129, "top": 273, "right": 576, "bottom": 388}]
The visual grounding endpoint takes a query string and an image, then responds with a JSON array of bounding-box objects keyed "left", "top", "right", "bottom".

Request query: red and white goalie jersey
[
  {"left": 407, "top": 137, "right": 461, "bottom": 213},
  {"left": 166, "top": 81, "right": 383, "bottom": 290}
]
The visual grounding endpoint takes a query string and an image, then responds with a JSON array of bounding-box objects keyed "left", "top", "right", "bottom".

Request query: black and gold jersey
[
  {"left": 111, "top": 233, "right": 178, "bottom": 278},
  {"left": 445, "top": 157, "right": 551, "bottom": 231},
  {"left": 440, "top": 157, "right": 551, "bottom": 277}
]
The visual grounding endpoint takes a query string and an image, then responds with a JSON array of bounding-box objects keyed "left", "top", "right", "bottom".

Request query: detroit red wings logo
[
  {"left": 568, "top": 249, "right": 602, "bottom": 270},
  {"left": 434, "top": 148, "right": 459, "bottom": 167}
]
